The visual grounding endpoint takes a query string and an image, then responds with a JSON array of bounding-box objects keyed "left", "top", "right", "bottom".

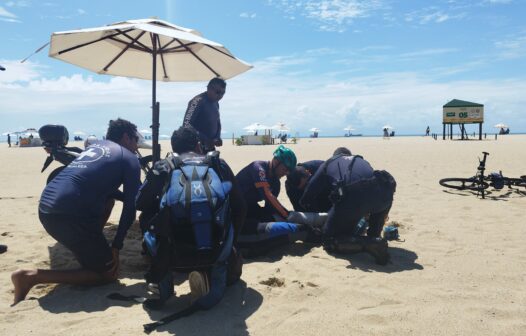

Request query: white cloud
[
  {"left": 240, "top": 12, "right": 257, "bottom": 19},
  {"left": 495, "top": 34, "right": 526, "bottom": 59},
  {"left": 0, "top": 6, "right": 18, "bottom": 18},
  {"left": 6, "top": 1, "right": 30, "bottom": 7},
  {"left": 268, "top": 0, "right": 385, "bottom": 31},
  {"left": 1, "top": 55, "right": 526, "bottom": 136},
  {"left": 405, "top": 7, "right": 466, "bottom": 24},
  {"left": 77, "top": 8, "right": 86, "bottom": 15}
]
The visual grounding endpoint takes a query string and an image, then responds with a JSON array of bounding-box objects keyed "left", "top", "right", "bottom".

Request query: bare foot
[{"left": 11, "top": 269, "right": 36, "bottom": 306}]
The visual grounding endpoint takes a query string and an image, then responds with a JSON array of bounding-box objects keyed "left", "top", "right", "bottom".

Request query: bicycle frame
[{"left": 474, "top": 152, "right": 489, "bottom": 198}]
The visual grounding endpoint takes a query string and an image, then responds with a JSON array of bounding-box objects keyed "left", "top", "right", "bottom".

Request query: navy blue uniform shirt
[{"left": 40, "top": 140, "right": 141, "bottom": 249}]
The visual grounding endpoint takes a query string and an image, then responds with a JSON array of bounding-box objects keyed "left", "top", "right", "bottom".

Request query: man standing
[
  {"left": 11, "top": 118, "right": 142, "bottom": 305},
  {"left": 182, "top": 77, "right": 226, "bottom": 152},
  {"left": 300, "top": 153, "right": 396, "bottom": 265},
  {"left": 7, "top": 133, "right": 11, "bottom": 147}
]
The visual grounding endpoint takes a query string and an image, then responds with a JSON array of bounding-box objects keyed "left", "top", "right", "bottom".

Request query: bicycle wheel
[
  {"left": 503, "top": 177, "right": 526, "bottom": 188},
  {"left": 439, "top": 178, "right": 489, "bottom": 191}
]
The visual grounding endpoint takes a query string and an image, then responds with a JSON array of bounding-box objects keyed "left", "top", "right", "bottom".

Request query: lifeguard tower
[{"left": 442, "top": 99, "right": 484, "bottom": 140}]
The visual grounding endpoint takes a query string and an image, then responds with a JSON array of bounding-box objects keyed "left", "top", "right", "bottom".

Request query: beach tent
[{"left": 33, "top": 18, "right": 252, "bottom": 161}]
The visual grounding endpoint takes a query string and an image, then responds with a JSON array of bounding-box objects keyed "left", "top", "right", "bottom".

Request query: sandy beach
[{"left": 1, "top": 135, "right": 525, "bottom": 335}]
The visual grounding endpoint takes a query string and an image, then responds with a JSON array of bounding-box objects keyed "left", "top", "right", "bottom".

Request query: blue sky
[{"left": 1, "top": 0, "right": 525, "bottom": 137}]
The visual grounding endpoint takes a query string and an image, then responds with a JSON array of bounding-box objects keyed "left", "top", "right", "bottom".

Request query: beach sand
[{"left": 1, "top": 135, "right": 525, "bottom": 335}]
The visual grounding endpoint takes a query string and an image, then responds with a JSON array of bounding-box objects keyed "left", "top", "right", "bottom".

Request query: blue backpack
[{"left": 144, "top": 152, "right": 233, "bottom": 269}]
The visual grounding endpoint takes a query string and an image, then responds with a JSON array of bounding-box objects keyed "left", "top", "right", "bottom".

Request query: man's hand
[{"left": 214, "top": 138, "right": 223, "bottom": 147}]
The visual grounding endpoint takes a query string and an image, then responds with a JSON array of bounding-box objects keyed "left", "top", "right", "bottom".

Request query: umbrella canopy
[
  {"left": 343, "top": 126, "right": 355, "bottom": 131},
  {"left": 272, "top": 122, "right": 290, "bottom": 132},
  {"left": 494, "top": 123, "right": 508, "bottom": 129},
  {"left": 73, "top": 131, "right": 86, "bottom": 135},
  {"left": 309, "top": 127, "right": 320, "bottom": 132},
  {"left": 46, "top": 18, "right": 253, "bottom": 161},
  {"left": 243, "top": 123, "right": 270, "bottom": 131},
  {"left": 382, "top": 125, "right": 394, "bottom": 130},
  {"left": 139, "top": 129, "right": 152, "bottom": 134}
]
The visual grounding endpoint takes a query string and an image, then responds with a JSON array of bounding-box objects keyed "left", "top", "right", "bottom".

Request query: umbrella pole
[{"left": 151, "top": 34, "right": 161, "bottom": 162}]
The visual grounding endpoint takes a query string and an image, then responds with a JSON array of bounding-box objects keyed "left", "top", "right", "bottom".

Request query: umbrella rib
[
  {"left": 162, "top": 42, "right": 199, "bottom": 53},
  {"left": 117, "top": 30, "right": 152, "bottom": 52},
  {"left": 103, "top": 31, "right": 147, "bottom": 72},
  {"left": 157, "top": 37, "right": 169, "bottom": 79},
  {"left": 205, "top": 44, "right": 238, "bottom": 60},
  {"left": 57, "top": 28, "right": 136, "bottom": 55},
  {"left": 173, "top": 38, "right": 220, "bottom": 77}
]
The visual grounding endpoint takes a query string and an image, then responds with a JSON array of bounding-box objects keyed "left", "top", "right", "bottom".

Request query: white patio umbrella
[
  {"left": 343, "top": 126, "right": 355, "bottom": 131},
  {"left": 309, "top": 127, "right": 320, "bottom": 132},
  {"left": 73, "top": 131, "right": 86, "bottom": 135},
  {"left": 139, "top": 129, "right": 152, "bottom": 134},
  {"left": 272, "top": 122, "right": 290, "bottom": 132},
  {"left": 382, "top": 125, "right": 394, "bottom": 130},
  {"left": 493, "top": 123, "right": 508, "bottom": 129},
  {"left": 32, "top": 18, "right": 252, "bottom": 161},
  {"left": 243, "top": 123, "right": 270, "bottom": 132}
]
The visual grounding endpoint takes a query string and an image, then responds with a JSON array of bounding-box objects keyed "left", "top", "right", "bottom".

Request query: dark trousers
[{"left": 323, "top": 183, "right": 393, "bottom": 238}]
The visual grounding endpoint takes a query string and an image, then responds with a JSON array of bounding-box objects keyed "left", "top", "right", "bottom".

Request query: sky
[{"left": 1, "top": 0, "right": 525, "bottom": 137}]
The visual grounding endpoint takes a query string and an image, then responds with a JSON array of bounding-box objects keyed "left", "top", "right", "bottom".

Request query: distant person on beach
[
  {"left": 182, "top": 77, "right": 226, "bottom": 153},
  {"left": 383, "top": 128, "right": 389, "bottom": 138},
  {"left": 7, "top": 133, "right": 11, "bottom": 147},
  {"left": 136, "top": 126, "right": 246, "bottom": 307},
  {"left": 300, "top": 152, "right": 396, "bottom": 265},
  {"left": 426, "top": 126, "right": 430, "bottom": 136},
  {"left": 11, "top": 118, "right": 141, "bottom": 305}
]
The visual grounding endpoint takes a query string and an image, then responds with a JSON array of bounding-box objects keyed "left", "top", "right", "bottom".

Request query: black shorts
[{"left": 39, "top": 211, "right": 113, "bottom": 273}]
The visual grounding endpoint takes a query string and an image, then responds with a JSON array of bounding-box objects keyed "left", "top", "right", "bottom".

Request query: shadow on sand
[
  {"left": 328, "top": 246, "right": 423, "bottom": 273},
  {"left": 142, "top": 280, "right": 262, "bottom": 336}
]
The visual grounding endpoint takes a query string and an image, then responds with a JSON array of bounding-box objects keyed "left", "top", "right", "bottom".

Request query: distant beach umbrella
[
  {"left": 33, "top": 18, "right": 252, "bottom": 161},
  {"left": 272, "top": 122, "right": 290, "bottom": 132},
  {"left": 343, "top": 126, "right": 355, "bottom": 131},
  {"left": 493, "top": 123, "right": 508, "bottom": 129},
  {"left": 244, "top": 123, "right": 270, "bottom": 132},
  {"left": 139, "top": 129, "right": 152, "bottom": 134},
  {"left": 309, "top": 127, "right": 320, "bottom": 132},
  {"left": 382, "top": 125, "right": 394, "bottom": 130},
  {"left": 73, "top": 131, "right": 86, "bottom": 135}
]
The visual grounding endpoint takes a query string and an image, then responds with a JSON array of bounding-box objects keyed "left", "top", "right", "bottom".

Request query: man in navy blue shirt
[
  {"left": 300, "top": 153, "right": 396, "bottom": 265},
  {"left": 11, "top": 118, "right": 141, "bottom": 305},
  {"left": 286, "top": 147, "right": 352, "bottom": 212},
  {"left": 235, "top": 145, "right": 297, "bottom": 235},
  {"left": 183, "top": 78, "right": 226, "bottom": 152}
]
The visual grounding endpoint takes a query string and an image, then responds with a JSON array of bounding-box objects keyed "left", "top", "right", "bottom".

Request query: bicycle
[{"left": 439, "top": 152, "right": 526, "bottom": 199}]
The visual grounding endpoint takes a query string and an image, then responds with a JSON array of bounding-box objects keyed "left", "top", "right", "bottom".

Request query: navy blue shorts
[{"left": 39, "top": 211, "right": 113, "bottom": 273}]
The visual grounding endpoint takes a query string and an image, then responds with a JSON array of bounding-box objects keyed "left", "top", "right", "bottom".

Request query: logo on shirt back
[{"left": 70, "top": 145, "right": 110, "bottom": 168}]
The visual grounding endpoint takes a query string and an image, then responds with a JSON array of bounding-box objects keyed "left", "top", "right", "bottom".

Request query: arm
[
  {"left": 112, "top": 155, "right": 141, "bottom": 250},
  {"left": 300, "top": 161, "right": 329, "bottom": 210}
]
